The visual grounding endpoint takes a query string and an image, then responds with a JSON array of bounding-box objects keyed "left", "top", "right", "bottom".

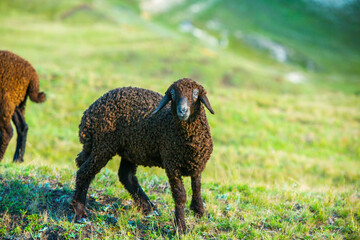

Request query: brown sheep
[
  {"left": 0, "top": 50, "right": 46, "bottom": 162},
  {"left": 71, "top": 78, "right": 214, "bottom": 232}
]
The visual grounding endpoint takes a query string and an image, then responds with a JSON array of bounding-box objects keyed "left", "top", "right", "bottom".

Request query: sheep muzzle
[{"left": 177, "top": 97, "right": 190, "bottom": 121}]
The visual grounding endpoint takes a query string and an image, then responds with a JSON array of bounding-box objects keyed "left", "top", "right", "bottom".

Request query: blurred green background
[
  {"left": 1, "top": 0, "right": 360, "bottom": 238},
  {"left": 1, "top": 0, "right": 359, "bottom": 189}
]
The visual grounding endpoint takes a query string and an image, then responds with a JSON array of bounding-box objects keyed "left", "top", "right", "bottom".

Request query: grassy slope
[{"left": 0, "top": 0, "right": 359, "bottom": 239}]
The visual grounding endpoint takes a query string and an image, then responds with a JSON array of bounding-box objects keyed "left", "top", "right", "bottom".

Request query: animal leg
[
  {"left": 72, "top": 150, "right": 113, "bottom": 223},
  {"left": 118, "top": 158, "right": 157, "bottom": 214},
  {"left": 0, "top": 123, "right": 13, "bottom": 162},
  {"left": 190, "top": 175, "right": 204, "bottom": 217},
  {"left": 12, "top": 108, "right": 28, "bottom": 162},
  {"left": 166, "top": 170, "right": 187, "bottom": 233}
]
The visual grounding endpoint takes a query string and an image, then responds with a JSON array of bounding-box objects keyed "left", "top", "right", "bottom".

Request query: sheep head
[{"left": 153, "top": 78, "right": 214, "bottom": 121}]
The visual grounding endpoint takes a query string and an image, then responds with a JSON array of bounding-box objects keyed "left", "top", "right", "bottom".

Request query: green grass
[
  {"left": 1, "top": 164, "right": 359, "bottom": 239},
  {"left": 0, "top": 0, "right": 359, "bottom": 239}
]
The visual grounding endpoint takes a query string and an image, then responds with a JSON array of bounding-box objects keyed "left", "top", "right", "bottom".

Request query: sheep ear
[
  {"left": 153, "top": 94, "right": 171, "bottom": 114},
  {"left": 199, "top": 95, "right": 214, "bottom": 114}
]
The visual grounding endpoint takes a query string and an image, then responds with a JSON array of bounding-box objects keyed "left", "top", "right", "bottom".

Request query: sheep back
[
  {"left": 78, "top": 87, "right": 166, "bottom": 167},
  {"left": 0, "top": 50, "right": 45, "bottom": 107}
]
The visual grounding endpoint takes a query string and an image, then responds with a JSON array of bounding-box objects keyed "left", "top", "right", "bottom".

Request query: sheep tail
[
  {"left": 75, "top": 150, "right": 88, "bottom": 168},
  {"left": 75, "top": 139, "right": 92, "bottom": 168},
  {"left": 28, "top": 74, "right": 46, "bottom": 103},
  {"left": 76, "top": 124, "right": 93, "bottom": 168}
]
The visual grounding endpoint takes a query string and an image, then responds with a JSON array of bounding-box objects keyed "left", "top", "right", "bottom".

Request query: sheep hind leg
[
  {"left": 12, "top": 108, "right": 28, "bottom": 162},
  {"left": 0, "top": 123, "right": 13, "bottom": 162},
  {"left": 118, "top": 158, "right": 157, "bottom": 215},
  {"left": 72, "top": 151, "right": 114, "bottom": 223}
]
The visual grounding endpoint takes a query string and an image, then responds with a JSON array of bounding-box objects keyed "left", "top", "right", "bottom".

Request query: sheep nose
[
  {"left": 179, "top": 106, "right": 188, "bottom": 115},
  {"left": 177, "top": 98, "right": 190, "bottom": 121}
]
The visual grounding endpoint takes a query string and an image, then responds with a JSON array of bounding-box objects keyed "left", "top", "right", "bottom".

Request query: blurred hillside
[
  {"left": 2, "top": 0, "right": 360, "bottom": 75},
  {"left": 147, "top": 0, "right": 360, "bottom": 74}
]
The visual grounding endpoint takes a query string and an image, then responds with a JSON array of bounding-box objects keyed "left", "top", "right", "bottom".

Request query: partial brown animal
[
  {"left": 0, "top": 50, "right": 46, "bottom": 162},
  {"left": 72, "top": 78, "right": 214, "bottom": 232}
]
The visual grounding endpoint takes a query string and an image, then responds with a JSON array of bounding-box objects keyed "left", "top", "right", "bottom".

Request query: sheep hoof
[
  {"left": 71, "top": 200, "right": 87, "bottom": 223},
  {"left": 13, "top": 158, "right": 24, "bottom": 163},
  {"left": 193, "top": 211, "right": 204, "bottom": 218},
  {"left": 190, "top": 206, "right": 204, "bottom": 218},
  {"left": 190, "top": 200, "right": 204, "bottom": 218},
  {"left": 176, "top": 224, "right": 187, "bottom": 235},
  {"left": 13, "top": 154, "right": 24, "bottom": 163}
]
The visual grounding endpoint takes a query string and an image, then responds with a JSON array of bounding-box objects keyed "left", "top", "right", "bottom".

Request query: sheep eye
[
  {"left": 170, "top": 89, "right": 175, "bottom": 99},
  {"left": 193, "top": 89, "right": 199, "bottom": 99}
]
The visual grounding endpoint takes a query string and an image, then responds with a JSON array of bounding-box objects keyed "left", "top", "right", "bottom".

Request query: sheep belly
[{"left": 117, "top": 129, "right": 163, "bottom": 168}]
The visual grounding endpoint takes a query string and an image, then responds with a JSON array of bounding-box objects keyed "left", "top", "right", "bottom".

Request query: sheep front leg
[
  {"left": 166, "top": 170, "right": 187, "bottom": 232},
  {"left": 190, "top": 175, "right": 204, "bottom": 217}
]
